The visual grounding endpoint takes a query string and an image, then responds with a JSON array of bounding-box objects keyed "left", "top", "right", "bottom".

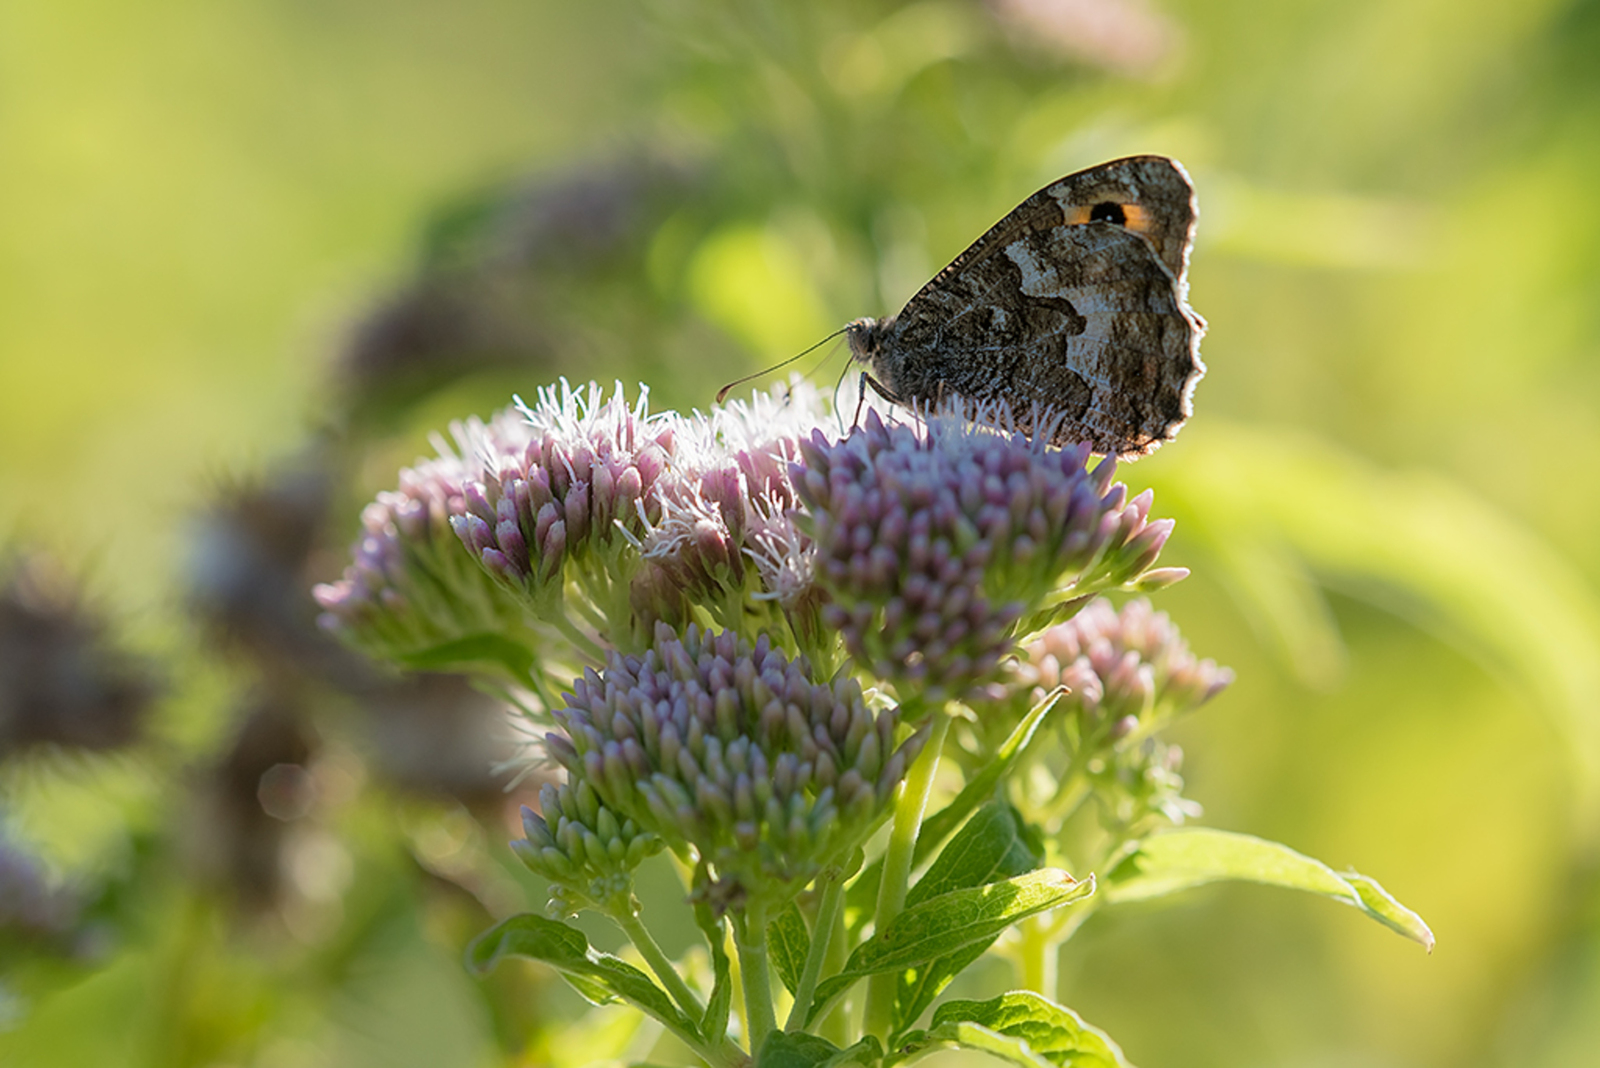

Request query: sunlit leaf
[
  {"left": 808, "top": 870, "right": 1093, "bottom": 1026},
  {"left": 465, "top": 914, "right": 705, "bottom": 1041},
  {"left": 1105, "top": 828, "right": 1434, "bottom": 950},
  {"left": 928, "top": 991, "right": 1132, "bottom": 1068}
]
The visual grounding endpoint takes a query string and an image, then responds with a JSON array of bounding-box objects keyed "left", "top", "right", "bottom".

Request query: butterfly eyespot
[{"left": 1089, "top": 201, "right": 1127, "bottom": 225}]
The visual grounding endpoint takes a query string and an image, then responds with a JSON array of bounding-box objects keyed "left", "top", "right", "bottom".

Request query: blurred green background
[{"left": 3, "top": 1, "right": 1599, "bottom": 1066}]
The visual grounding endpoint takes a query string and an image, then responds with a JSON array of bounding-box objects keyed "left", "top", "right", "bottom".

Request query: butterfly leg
[{"left": 852, "top": 371, "right": 905, "bottom": 428}]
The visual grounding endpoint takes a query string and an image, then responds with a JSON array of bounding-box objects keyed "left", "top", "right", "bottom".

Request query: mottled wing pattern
[{"left": 858, "top": 155, "right": 1205, "bottom": 458}]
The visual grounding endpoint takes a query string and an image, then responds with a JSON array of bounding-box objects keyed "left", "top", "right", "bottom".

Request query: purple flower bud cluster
[
  {"left": 1022, "top": 597, "right": 1233, "bottom": 729},
  {"left": 791, "top": 408, "right": 1181, "bottom": 700},
  {"left": 544, "top": 624, "right": 923, "bottom": 912},
  {"left": 633, "top": 384, "right": 824, "bottom": 632},
  {"left": 512, "top": 778, "right": 665, "bottom": 918},
  {"left": 449, "top": 382, "right": 676, "bottom": 596},
  {"left": 313, "top": 411, "right": 534, "bottom": 661}
]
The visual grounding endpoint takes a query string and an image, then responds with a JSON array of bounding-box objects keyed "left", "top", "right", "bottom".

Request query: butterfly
[{"left": 845, "top": 155, "right": 1206, "bottom": 459}]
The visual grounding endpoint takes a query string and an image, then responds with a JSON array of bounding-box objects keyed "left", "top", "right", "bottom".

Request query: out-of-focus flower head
[
  {"left": 544, "top": 624, "right": 923, "bottom": 914},
  {"left": 0, "top": 829, "right": 78, "bottom": 944},
  {"left": 1091, "top": 736, "right": 1200, "bottom": 832},
  {"left": 512, "top": 778, "right": 665, "bottom": 918},
  {"left": 187, "top": 456, "right": 341, "bottom": 672},
  {"left": 0, "top": 553, "right": 159, "bottom": 756},
  {"left": 313, "top": 409, "right": 539, "bottom": 673},
  {"left": 791, "top": 404, "right": 1183, "bottom": 704},
  {"left": 984, "top": 0, "right": 1183, "bottom": 78},
  {"left": 1022, "top": 597, "right": 1232, "bottom": 736}
]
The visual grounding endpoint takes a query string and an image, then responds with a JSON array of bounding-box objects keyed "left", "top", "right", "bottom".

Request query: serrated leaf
[
  {"left": 1104, "top": 828, "right": 1434, "bottom": 950},
  {"left": 466, "top": 914, "right": 704, "bottom": 1041},
  {"left": 893, "top": 940, "right": 990, "bottom": 1040},
  {"left": 894, "top": 803, "right": 1042, "bottom": 1032},
  {"left": 909, "top": 802, "right": 1039, "bottom": 908},
  {"left": 757, "top": 1030, "right": 842, "bottom": 1068},
  {"left": 918, "top": 1021, "right": 1052, "bottom": 1068},
  {"left": 931, "top": 992, "right": 1132, "bottom": 1067},
  {"left": 768, "top": 902, "right": 812, "bottom": 997},
  {"left": 808, "top": 870, "right": 1093, "bottom": 1026}
]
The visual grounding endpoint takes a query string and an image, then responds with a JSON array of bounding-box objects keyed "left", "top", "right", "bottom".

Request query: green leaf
[
  {"left": 894, "top": 803, "right": 1042, "bottom": 1033},
  {"left": 756, "top": 1030, "right": 841, "bottom": 1068},
  {"left": 694, "top": 900, "right": 734, "bottom": 1041},
  {"left": 820, "top": 1037, "right": 884, "bottom": 1068},
  {"left": 916, "top": 1021, "right": 1050, "bottom": 1068},
  {"left": 1104, "top": 828, "right": 1434, "bottom": 950},
  {"left": 1341, "top": 870, "right": 1436, "bottom": 949},
  {"left": 909, "top": 802, "right": 1039, "bottom": 907},
  {"left": 928, "top": 992, "right": 1132, "bottom": 1068},
  {"left": 768, "top": 902, "right": 811, "bottom": 997},
  {"left": 466, "top": 914, "right": 706, "bottom": 1040},
  {"left": 893, "top": 940, "right": 991, "bottom": 1042},
  {"left": 808, "top": 870, "right": 1093, "bottom": 1026},
  {"left": 397, "top": 632, "right": 536, "bottom": 679}
]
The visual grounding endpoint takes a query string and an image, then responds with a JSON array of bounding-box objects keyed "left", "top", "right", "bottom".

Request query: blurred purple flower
[{"left": 0, "top": 553, "right": 158, "bottom": 756}]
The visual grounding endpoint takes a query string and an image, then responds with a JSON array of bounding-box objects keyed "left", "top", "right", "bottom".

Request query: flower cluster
[
  {"left": 630, "top": 383, "right": 828, "bottom": 647},
  {"left": 512, "top": 778, "right": 665, "bottom": 918},
  {"left": 1022, "top": 597, "right": 1233, "bottom": 736},
  {"left": 450, "top": 382, "right": 676, "bottom": 609},
  {"left": 792, "top": 407, "right": 1182, "bottom": 702},
  {"left": 544, "top": 624, "right": 923, "bottom": 913},
  {"left": 313, "top": 410, "right": 535, "bottom": 665}
]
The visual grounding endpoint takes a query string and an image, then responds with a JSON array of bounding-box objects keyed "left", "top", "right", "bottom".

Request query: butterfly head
[{"left": 844, "top": 317, "right": 888, "bottom": 365}]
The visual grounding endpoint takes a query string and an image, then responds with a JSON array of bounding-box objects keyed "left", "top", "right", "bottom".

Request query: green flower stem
[
  {"left": 785, "top": 868, "right": 846, "bottom": 1032},
  {"left": 1017, "top": 914, "right": 1055, "bottom": 996},
  {"left": 1041, "top": 721, "right": 1114, "bottom": 828},
  {"left": 610, "top": 903, "right": 707, "bottom": 1025},
  {"left": 734, "top": 904, "right": 777, "bottom": 1054},
  {"left": 818, "top": 884, "right": 851, "bottom": 1046},
  {"left": 863, "top": 710, "right": 951, "bottom": 1041},
  {"left": 544, "top": 604, "right": 604, "bottom": 661}
]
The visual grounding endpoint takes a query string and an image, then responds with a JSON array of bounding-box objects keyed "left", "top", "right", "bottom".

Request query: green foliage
[{"left": 3, "top": 1, "right": 1599, "bottom": 1067}]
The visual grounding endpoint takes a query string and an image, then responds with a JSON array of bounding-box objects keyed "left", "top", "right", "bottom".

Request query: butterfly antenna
[
  {"left": 716, "top": 327, "right": 848, "bottom": 404},
  {"left": 831, "top": 362, "right": 856, "bottom": 435}
]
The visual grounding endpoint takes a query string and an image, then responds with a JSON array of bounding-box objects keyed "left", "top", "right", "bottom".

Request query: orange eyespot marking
[
  {"left": 1064, "top": 201, "right": 1151, "bottom": 231},
  {"left": 1119, "top": 203, "right": 1153, "bottom": 233}
]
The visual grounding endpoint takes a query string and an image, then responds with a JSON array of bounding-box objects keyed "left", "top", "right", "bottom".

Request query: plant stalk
[
  {"left": 863, "top": 710, "right": 951, "bottom": 1041},
  {"left": 734, "top": 904, "right": 777, "bottom": 1055},
  {"left": 785, "top": 868, "right": 846, "bottom": 1031}
]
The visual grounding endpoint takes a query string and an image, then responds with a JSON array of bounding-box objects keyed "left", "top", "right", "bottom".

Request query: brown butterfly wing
[
  {"left": 897, "top": 156, "right": 1196, "bottom": 306},
  {"left": 868, "top": 156, "right": 1205, "bottom": 457}
]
